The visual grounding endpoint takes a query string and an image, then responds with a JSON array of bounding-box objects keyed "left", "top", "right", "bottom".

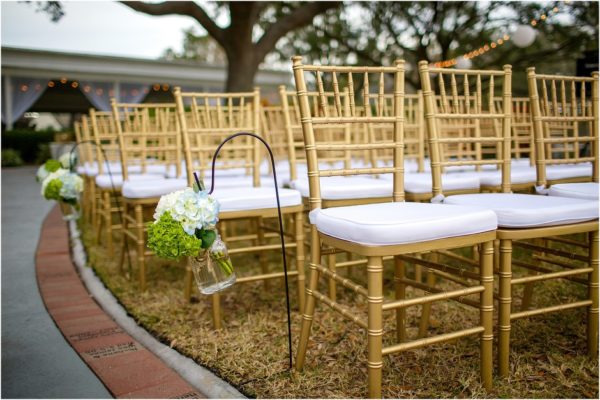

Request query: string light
[
  {"left": 433, "top": 2, "right": 565, "bottom": 68},
  {"left": 48, "top": 81, "right": 55, "bottom": 88}
]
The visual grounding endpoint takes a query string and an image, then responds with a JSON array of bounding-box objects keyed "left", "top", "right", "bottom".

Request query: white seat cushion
[
  {"left": 121, "top": 178, "right": 188, "bottom": 199},
  {"left": 380, "top": 172, "right": 480, "bottom": 194},
  {"left": 291, "top": 176, "right": 392, "bottom": 200},
  {"left": 308, "top": 202, "right": 497, "bottom": 246},
  {"left": 213, "top": 187, "right": 302, "bottom": 212},
  {"left": 548, "top": 182, "right": 599, "bottom": 201},
  {"left": 443, "top": 193, "right": 598, "bottom": 228},
  {"left": 203, "top": 175, "right": 276, "bottom": 190},
  {"left": 95, "top": 173, "right": 165, "bottom": 189},
  {"left": 546, "top": 163, "right": 592, "bottom": 181},
  {"left": 477, "top": 168, "right": 536, "bottom": 187}
]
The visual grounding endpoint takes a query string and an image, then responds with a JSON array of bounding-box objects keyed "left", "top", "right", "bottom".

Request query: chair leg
[
  {"left": 367, "top": 256, "right": 384, "bottom": 399},
  {"left": 588, "top": 230, "right": 599, "bottom": 356},
  {"left": 394, "top": 256, "right": 406, "bottom": 343},
  {"left": 118, "top": 201, "right": 128, "bottom": 274},
  {"left": 296, "top": 227, "right": 322, "bottom": 371},
  {"left": 212, "top": 293, "right": 222, "bottom": 329},
  {"left": 295, "top": 211, "right": 306, "bottom": 312},
  {"left": 498, "top": 238, "right": 513, "bottom": 378},
  {"left": 328, "top": 253, "right": 337, "bottom": 301},
  {"left": 134, "top": 204, "right": 146, "bottom": 292},
  {"left": 256, "top": 217, "right": 270, "bottom": 290},
  {"left": 480, "top": 241, "right": 494, "bottom": 391},
  {"left": 104, "top": 191, "right": 114, "bottom": 257},
  {"left": 418, "top": 253, "right": 438, "bottom": 338}
]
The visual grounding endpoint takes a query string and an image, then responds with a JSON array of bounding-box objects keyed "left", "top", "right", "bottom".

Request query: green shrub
[
  {"left": 1, "top": 149, "right": 24, "bottom": 167},
  {"left": 34, "top": 144, "right": 52, "bottom": 164},
  {"left": 1, "top": 129, "right": 56, "bottom": 164}
]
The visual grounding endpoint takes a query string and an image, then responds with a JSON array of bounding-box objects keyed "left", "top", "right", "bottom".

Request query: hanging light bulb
[
  {"left": 456, "top": 56, "right": 472, "bottom": 69},
  {"left": 512, "top": 25, "right": 536, "bottom": 47}
]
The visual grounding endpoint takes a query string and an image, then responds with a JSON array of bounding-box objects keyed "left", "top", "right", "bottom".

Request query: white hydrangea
[
  {"left": 59, "top": 152, "right": 77, "bottom": 169},
  {"left": 59, "top": 173, "right": 84, "bottom": 199},
  {"left": 36, "top": 164, "right": 50, "bottom": 182},
  {"left": 41, "top": 168, "right": 68, "bottom": 196},
  {"left": 153, "top": 188, "right": 220, "bottom": 235}
]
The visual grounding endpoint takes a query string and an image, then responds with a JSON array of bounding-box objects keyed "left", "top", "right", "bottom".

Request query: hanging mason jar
[
  {"left": 59, "top": 200, "right": 80, "bottom": 221},
  {"left": 190, "top": 234, "right": 236, "bottom": 295}
]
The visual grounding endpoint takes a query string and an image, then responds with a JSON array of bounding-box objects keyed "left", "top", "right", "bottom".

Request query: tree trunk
[{"left": 224, "top": 48, "right": 259, "bottom": 92}]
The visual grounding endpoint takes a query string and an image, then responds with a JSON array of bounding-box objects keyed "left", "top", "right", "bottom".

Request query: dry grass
[{"left": 81, "top": 225, "right": 598, "bottom": 399}]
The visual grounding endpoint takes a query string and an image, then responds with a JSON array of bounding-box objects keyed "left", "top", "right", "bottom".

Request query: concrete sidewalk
[{"left": 1, "top": 166, "right": 111, "bottom": 398}]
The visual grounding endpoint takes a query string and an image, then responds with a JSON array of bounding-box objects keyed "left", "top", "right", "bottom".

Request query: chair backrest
[
  {"left": 89, "top": 108, "right": 121, "bottom": 175},
  {"left": 418, "top": 61, "right": 513, "bottom": 196},
  {"left": 291, "top": 56, "right": 406, "bottom": 210},
  {"left": 493, "top": 96, "right": 534, "bottom": 164},
  {"left": 173, "top": 87, "right": 262, "bottom": 187},
  {"left": 111, "top": 100, "right": 182, "bottom": 181},
  {"left": 280, "top": 86, "right": 354, "bottom": 182},
  {"left": 527, "top": 68, "right": 599, "bottom": 187},
  {"left": 74, "top": 116, "right": 94, "bottom": 168}
]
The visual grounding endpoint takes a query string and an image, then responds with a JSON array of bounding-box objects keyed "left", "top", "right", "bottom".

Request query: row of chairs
[{"left": 72, "top": 59, "right": 598, "bottom": 397}]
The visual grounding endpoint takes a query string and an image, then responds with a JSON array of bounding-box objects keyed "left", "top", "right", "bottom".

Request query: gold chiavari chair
[
  {"left": 418, "top": 61, "right": 599, "bottom": 378},
  {"left": 528, "top": 69, "right": 599, "bottom": 200},
  {"left": 90, "top": 108, "right": 129, "bottom": 256},
  {"left": 173, "top": 87, "right": 305, "bottom": 329},
  {"left": 113, "top": 100, "right": 188, "bottom": 290},
  {"left": 293, "top": 57, "right": 498, "bottom": 397},
  {"left": 73, "top": 118, "right": 94, "bottom": 224},
  {"left": 531, "top": 70, "right": 598, "bottom": 188}
]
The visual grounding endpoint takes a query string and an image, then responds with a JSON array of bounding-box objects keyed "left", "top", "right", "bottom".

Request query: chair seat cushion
[
  {"left": 443, "top": 193, "right": 598, "bottom": 228},
  {"left": 95, "top": 173, "right": 165, "bottom": 189},
  {"left": 546, "top": 163, "right": 592, "bottom": 181},
  {"left": 121, "top": 178, "right": 188, "bottom": 199},
  {"left": 477, "top": 168, "right": 536, "bottom": 186},
  {"left": 309, "top": 202, "right": 497, "bottom": 246},
  {"left": 291, "top": 176, "right": 392, "bottom": 200},
  {"left": 380, "top": 172, "right": 480, "bottom": 194},
  {"left": 213, "top": 187, "right": 302, "bottom": 212},
  {"left": 549, "top": 182, "right": 599, "bottom": 200}
]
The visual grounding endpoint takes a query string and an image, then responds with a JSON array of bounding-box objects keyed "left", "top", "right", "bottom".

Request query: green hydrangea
[
  {"left": 45, "top": 159, "right": 61, "bottom": 173},
  {"left": 44, "top": 179, "right": 63, "bottom": 201},
  {"left": 147, "top": 212, "right": 202, "bottom": 260}
]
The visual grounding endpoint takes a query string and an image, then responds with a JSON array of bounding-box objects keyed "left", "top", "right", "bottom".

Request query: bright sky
[{"left": 1, "top": 1, "right": 203, "bottom": 59}]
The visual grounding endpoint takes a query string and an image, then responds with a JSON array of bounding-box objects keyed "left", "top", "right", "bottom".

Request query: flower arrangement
[
  {"left": 36, "top": 159, "right": 62, "bottom": 182},
  {"left": 59, "top": 151, "right": 78, "bottom": 170},
  {"left": 41, "top": 168, "right": 84, "bottom": 205},
  {"left": 147, "top": 184, "right": 235, "bottom": 293}
]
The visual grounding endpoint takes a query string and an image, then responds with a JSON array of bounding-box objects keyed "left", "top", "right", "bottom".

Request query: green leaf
[{"left": 200, "top": 229, "right": 216, "bottom": 249}]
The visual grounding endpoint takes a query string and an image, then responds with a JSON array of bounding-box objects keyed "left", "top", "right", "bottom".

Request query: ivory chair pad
[
  {"left": 95, "top": 173, "right": 165, "bottom": 189},
  {"left": 291, "top": 176, "right": 392, "bottom": 200},
  {"left": 122, "top": 178, "right": 188, "bottom": 199},
  {"left": 380, "top": 172, "right": 480, "bottom": 193},
  {"left": 443, "top": 193, "right": 598, "bottom": 228},
  {"left": 546, "top": 163, "right": 593, "bottom": 181},
  {"left": 308, "top": 202, "right": 497, "bottom": 246},
  {"left": 213, "top": 187, "right": 302, "bottom": 212},
  {"left": 477, "top": 168, "right": 536, "bottom": 186},
  {"left": 548, "top": 182, "right": 599, "bottom": 201}
]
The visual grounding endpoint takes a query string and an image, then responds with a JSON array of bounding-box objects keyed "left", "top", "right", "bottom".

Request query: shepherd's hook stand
[{"left": 197, "top": 132, "right": 294, "bottom": 371}]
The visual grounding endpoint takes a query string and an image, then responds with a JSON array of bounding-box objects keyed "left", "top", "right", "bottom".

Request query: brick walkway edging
[{"left": 36, "top": 206, "right": 244, "bottom": 398}]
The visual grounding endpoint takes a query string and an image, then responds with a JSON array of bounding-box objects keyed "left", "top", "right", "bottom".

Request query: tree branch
[
  {"left": 255, "top": 1, "right": 340, "bottom": 61},
  {"left": 119, "top": 1, "right": 226, "bottom": 48}
]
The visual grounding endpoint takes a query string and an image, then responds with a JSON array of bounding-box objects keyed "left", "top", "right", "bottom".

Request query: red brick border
[{"left": 36, "top": 205, "right": 205, "bottom": 399}]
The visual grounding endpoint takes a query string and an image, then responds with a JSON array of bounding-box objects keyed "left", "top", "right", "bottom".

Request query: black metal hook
[{"left": 197, "top": 131, "right": 294, "bottom": 370}]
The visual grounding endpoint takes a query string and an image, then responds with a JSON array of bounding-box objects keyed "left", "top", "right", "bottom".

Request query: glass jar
[
  {"left": 190, "top": 235, "right": 236, "bottom": 295},
  {"left": 59, "top": 200, "right": 80, "bottom": 221}
]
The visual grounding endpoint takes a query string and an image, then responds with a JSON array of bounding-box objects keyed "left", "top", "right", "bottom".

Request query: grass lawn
[{"left": 82, "top": 223, "right": 598, "bottom": 398}]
